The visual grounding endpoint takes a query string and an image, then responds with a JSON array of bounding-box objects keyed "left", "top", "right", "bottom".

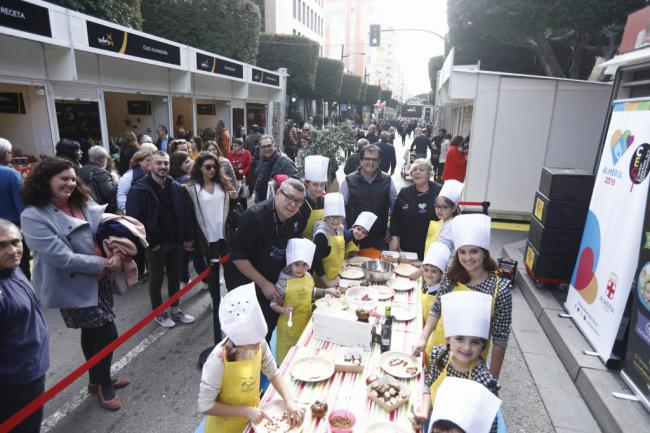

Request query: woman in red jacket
[
  {"left": 442, "top": 136, "right": 467, "bottom": 182},
  {"left": 227, "top": 138, "right": 252, "bottom": 208}
]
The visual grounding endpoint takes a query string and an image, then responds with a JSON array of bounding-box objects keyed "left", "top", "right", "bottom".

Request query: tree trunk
[
  {"left": 527, "top": 33, "right": 566, "bottom": 78},
  {"left": 569, "top": 39, "right": 587, "bottom": 79}
]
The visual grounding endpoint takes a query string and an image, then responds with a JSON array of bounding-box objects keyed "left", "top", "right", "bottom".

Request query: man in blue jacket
[{"left": 126, "top": 151, "right": 196, "bottom": 328}]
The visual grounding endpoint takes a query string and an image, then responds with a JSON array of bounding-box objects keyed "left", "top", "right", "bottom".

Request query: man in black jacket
[
  {"left": 410, "top": 128, "right": 434, "bottom": 160},
  {"left": 79, "top": 146, "right": 117, "bottom": 213},
  {"left": 365, "top": 124, "right": 379, "bottom": 144},
  {"left": 343, "top": 138, "right": 369, "bottom": 175},
  {"left": 376, "top": 131, "right": 396, "bottom": 175},
  {"left": 126, "top": 151, "right": 195, "bottom": 328}
]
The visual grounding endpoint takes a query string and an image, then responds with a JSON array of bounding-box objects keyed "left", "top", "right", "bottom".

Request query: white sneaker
[
  {"left": 155, "top": 313, "right": 176, "bottom": 328},
  {"left": 171, "top": 309, "right": 195, "bottom": 324}
]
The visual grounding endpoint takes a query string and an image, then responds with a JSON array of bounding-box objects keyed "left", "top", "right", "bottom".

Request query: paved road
[{"left": 34, "top": 133, "right": 557, "bottom": 433}]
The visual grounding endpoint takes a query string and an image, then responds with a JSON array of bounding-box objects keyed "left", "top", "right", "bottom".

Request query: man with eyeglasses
[
  {"left": 340, "top": 144, "right": 397, "bottom": 251},
  {"left": 253, "top": 135, "right": 299, "bottom": 203},
  {"left": 227, "top": 178, "right": 307, "bottom": 342}
]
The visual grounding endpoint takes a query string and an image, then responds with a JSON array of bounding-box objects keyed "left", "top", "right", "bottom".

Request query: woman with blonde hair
[{"left": 116, "top": 148, "right": 153, "bottom": 213}]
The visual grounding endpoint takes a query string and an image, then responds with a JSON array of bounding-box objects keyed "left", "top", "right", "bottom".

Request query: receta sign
[{"left": 0, "top": 0, "right": 51, "bottom": 37}]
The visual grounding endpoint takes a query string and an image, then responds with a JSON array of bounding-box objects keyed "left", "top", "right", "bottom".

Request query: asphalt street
[{"left": 34, "top": 134, "right": 559, "bottom": 433}]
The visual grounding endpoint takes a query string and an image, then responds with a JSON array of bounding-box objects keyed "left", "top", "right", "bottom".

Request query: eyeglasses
[
  {"left": 202, "top": 164, "right": 217, "bottom": 171},
  {"left": 279, "top": 189, "right": 301, "bottom": 205},
  {"left": 362, "top": 157, "right": 380, "bottom": 163}
]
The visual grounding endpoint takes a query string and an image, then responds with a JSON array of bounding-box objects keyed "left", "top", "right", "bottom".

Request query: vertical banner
[
  {"left": 566, "top": 101, "right": 650, "bottom": 361},
  {"left": 621, "top": 188, "right": 650, "bottom": 411}
]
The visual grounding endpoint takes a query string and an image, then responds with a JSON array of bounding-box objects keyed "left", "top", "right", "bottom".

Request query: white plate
[
  {"left": 391, "top": 303, "right": 417, "bottom": 321},
  {"left": 254, "top": 399, "right": 304, "bottom": 433},
  {"left": 314, "top": 296, "right": 349, "bottom": 310},
  {"left": 347, "top": 256, "right": 372, "bottom": 267},
  {"left": 367, "top": 285, "right": 395, "bottom": 300},
  {"left": 394, "top": 264, "right": 419, "bottom": 278},
  {"left": 339, "top": 267, "right": 365, "bottom": 279},
  {"left": 386, "top": 278, "right": 415, "bottom": 292},
  {"left": 289, "top": 356, "right": 335, "bottom": 382},
  {"left": 379, "top": 351, "right": 421, "bottom": 379},
  {"left": 365, "top": 422, "right": 410, "bottom": 433},
  {"left": 345, "top": 287, "right": 378, "bottom": 310}
]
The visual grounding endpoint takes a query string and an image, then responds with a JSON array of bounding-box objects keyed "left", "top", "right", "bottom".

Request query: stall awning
[{"left": 596, "top": 47, "right": 650, "bottom": 75}]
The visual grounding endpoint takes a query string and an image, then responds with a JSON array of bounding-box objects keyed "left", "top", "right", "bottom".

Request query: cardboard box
[{"left": 312, "top": 307, "right": 375, "bottom": 350}]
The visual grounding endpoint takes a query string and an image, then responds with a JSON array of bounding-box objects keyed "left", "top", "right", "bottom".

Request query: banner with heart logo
[{"left": 566, "top": 100, "right": 650, "bottom": 362}]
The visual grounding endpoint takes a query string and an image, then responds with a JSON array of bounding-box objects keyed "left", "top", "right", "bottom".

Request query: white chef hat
[
  {"left": 353, "top": 211, "right": 377, "bottom": 232},
  {"left": 422, "top": 242, "right": 451, "bottom": 271},
  {"left": 439, "top": 180, "right": 464, "bottom": 205},
  {"left": 429, "top": 377, "right": 501, "bottom": 433},
  {"left": 304, "top": 155, "right": 329, "bottom": 182},
  {"left": 324, "top": 192, "right": 345, "bottom": 218},
  {"left": 441, "top": 291, "right": 492, "bottom": 339},
  {"left": 286, "top": 237, "right": 316, "bottom": 268},
  {"left": 451, "top": 213, "right": 491, "bottom": 251},
  {"left": 219, "top": 283, "right": 268, "bottom": 345}
]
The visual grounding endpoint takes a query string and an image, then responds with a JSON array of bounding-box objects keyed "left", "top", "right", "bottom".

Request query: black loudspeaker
[
  {"left": 528, "top": 218, "right": 582, "bottom": 257},
  {"left": 532, "top": 191, "right": 589, "bottom": 230},
  {"left": 525, "top": 241, "right": 576, "bottom": 282}
]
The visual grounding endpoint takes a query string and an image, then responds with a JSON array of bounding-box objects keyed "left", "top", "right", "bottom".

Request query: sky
[{"left": 376, "top": 0, "right": 448, "bottom": 97}]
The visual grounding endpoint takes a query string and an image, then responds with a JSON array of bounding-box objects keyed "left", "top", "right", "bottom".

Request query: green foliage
[
  {"left": 359, "top": 82, "right": 368, "bottom": 105},
  {"left": 291, "top": 111, "right": 305, "bottom": 127},
  {"left": 365, "top": 85, "right": 382, "bottom": 106},
  {"left": 141, "top": 0, "right": 260, "bottom": 63},
  {"left": 380, "top": 90, "right": 392, "bottom": 103},
  {"left": 49, "top": 0, "right": 143, "bottom": 29},
  {"left": 388, "top": 99, "right": 398, "bottom": 109},
  {"left": 257, "top": 34, "right": 319, "bottom": 95},
  {"left": 314, "top": 58, "right": 344, "bottom": 99},
  {"left": 339, "top": 74, "right": 362, "bottom": 103},
  {"left": 303, "top": 121, "right": 358, "bottom": 180}
]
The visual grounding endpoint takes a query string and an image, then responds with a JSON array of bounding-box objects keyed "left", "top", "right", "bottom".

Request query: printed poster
[{"left": 566, "top": 101, "right": 650, "bottom": 361}]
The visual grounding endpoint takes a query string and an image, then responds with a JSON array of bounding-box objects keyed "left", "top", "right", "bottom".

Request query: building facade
[
  {"left": 260, "top": 0, "right": 325, "bottom": 54},
  {"left": 324, "top": 0, "right": 375, "bottom": 76}
]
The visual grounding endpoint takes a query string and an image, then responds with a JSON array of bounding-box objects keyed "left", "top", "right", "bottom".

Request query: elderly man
[
  {"left": 79, "top": 145, "right": 118, "bottom": 213},
  {"left": 253, "top": 135, "right": 299, "bottom": 203},
  {"left": 227, "top": 178, "right": 306, "bottom": 341},
  {"left": 340, "top": 144, "right": 397, "bottom": 251},
  {"left": 0, "top": 219, "right": 49, "bottom": 433},
  {"left": 343, "top": 138, "right": 369, "bottom": 175},
  {"left": 155, "top": 125, "right": 170, "bottom": 153},
  {"left": 365, "top": 124, "right": 379, "bottom": 144},
  {"left": 376, "top": 131, "right": 397, "bottom": 175}
]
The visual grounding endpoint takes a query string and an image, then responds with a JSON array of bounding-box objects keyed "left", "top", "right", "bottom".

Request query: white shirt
[
  {"left": 196, "top": 184, "right": 225, "bottom": 242},
  {"left": 439, "top": 219, "right": 454, "bottom": 257},
  {"left": 439, "top": 139, "right": 450, "bottom": 163},
  {"left": 116, "top": 170, "right": 133, "bottom": 211},
  {"left": 197, "top": 339, "right": 279, "bottom": 413}
]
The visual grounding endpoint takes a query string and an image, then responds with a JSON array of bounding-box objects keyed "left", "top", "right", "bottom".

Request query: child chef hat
[
  {"left": 324, "top": 192, "right": 346, "bottom": 218},
  {"left": 441, "top": 291, "right": 492, "bottom": 339},
  {"left": 304, "top": 155, "right": 329, "bottom": 183},
  {"left": 429, "top": 377, "right": 502, "bottom": 433},
  {"left": 219, "top": 283, "right": 268, "bottom": 345},
  {"left": 452, "top": 213, "right": 491, "bottom": 251},
  {"left": 422, "top": 242, "right": 451, "bottom": 271},
  {"left": 353, "top": 211, "right": 377, "bottom": 232},
  {"left": 286, "top": 238, "right": 316, "bottom": 268},
  {"left": 439, "top": 180, "right": 464, "bottom": 205}
]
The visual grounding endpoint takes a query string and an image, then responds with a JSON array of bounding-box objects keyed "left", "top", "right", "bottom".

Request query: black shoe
[{"left": 137, "top": 272, "right": 148, "bottom": 283}]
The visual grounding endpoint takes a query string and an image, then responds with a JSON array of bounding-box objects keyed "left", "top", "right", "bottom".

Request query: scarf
[{"left": 254, "top": 150, "right": 280, "bottom": 201}]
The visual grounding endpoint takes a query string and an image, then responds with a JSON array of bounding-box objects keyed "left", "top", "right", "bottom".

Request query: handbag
[{"left": 239, "top": 181, "right": 251, "bottom": 199}]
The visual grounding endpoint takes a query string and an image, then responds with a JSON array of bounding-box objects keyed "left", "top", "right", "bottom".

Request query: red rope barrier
[{"left": 0, "top": 253, "right": 229, "bottom": 433}]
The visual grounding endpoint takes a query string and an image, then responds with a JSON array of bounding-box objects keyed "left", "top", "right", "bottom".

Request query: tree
[
  {"left": 313, "top": 58, "right": 344, "bottom": 99},
  {"left": 358, "top": 82, "right": 368, "bottom": 105},
  {"left": 365, "top": 84, "right": 382, "bottom": 106},
  {"left": 141, "top": 0, "right": 260, "bottom": 63},
  {"left": 428, "top": 56, "right": 444, "bottom": 94},
  {"left": 449, "top": 0, "right": 645, "bottom": 79},
  {"left": 339, "top": 74, "right": 362, "bottom": 103},
  {"left": 380, "top": 89, "right": 393, "bottom": 103},
  {"left": 49, "top": 0, "right": 142, "bottom": 29},
  {"left": 257, "top": 34, "right": 319, "bottom": 95}
]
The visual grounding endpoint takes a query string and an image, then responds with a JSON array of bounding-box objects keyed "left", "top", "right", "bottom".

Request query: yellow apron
[
  {"left": 302, "top": 200, "right": 324, "bottom": 240},
  {"left": 430, "top": 276, "right": 500, "bottom": 361},
  {"left": 316, "top": 232, "right": 345, "bottom": 284},
  {"left": 345, "top": 240, "right": 360, "bottom": 257},
  {"left": 429, "top": 353, "right": 476, "bottom": 405},
  {"left": 205, "top": 344, "right": 262, "bottom": 433},
  {"left": 423, "top": 219, "right": 443, "bottom": 258},
  {"left": 276, "top": 275, "right": 314, "bottom": 364},
  {"left": 420, "top": 281, "right": 439, "bottom": 367}
]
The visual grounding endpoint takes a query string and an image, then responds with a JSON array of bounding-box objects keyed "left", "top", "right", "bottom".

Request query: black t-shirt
[
  {"left": 389, "top": 181, "right": 442, "bottom": 260},
  {"left": 152, "top": 178, "right": 178, "bottom": 244},
  {"left": 411, "top": 135, "right": 432, "bottom": 155}
]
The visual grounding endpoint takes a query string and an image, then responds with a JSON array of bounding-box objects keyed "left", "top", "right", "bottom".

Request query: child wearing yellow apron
[
  {"left": 344, "top": 211, "right": 377, "bottom": 257},
  {"left": 312, "top": 193, "right": 347, "bottom": 288},
  {"left": 300, "top": 155, "right": 329, "bottom": 240},
  {"left": 419, "top": 242, "right": 451, "bottom": 366},
  {"left": 198, "top": 283, "right": 305, "bottom": 433},
  {"left": 413, "top": 214, "right": 512, "bottom": 380},
  {"left": 272, "top": 238, "right": 340, "bottom": 364},
  {"left": 410, "top": 291, "right": 499, "bottom": 433}
]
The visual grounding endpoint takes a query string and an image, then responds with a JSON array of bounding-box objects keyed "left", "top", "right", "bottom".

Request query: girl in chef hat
[
  {"left": 424, "top": 180, "right": 464, "bottom": 257},
  {"left": 312, "top": 192, "right": 349, "bottom": 287},
  {"left": 413, "top": 214, "right": 512, "bottom": 380},
  {"left": 344, "top": 211, "right": 377, "bottom": 257},
  {"left": 410, "top": 291, "right": 499, "bottom": 433},
  {"left": 272, "top": 238, "right": 340, "bottom": 363},
  {"left": 198, "top": 283, "right": 305, "bottom": 433}
]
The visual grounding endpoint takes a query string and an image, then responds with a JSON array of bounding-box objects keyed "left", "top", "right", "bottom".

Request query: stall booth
[
  {"left": 436, "top": 49, "right": 612, "bottom": 219},
  {"left": 0, "top": 0, "right": 287, "bottom": 161}
]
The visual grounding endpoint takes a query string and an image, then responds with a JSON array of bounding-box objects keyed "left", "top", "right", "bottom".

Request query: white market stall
[{"left": 436, "top": 49, "right": 612, "bottom": 219}]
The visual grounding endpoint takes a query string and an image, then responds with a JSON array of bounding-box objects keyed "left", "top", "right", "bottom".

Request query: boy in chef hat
[
  {"left": 272, "top": 238, "right": 340, "bottom": 363},
  {"left": 344, "top": 211, "right": 377, "bottom": 257},
  {"left": 198, "top": 283, "right": 305, "bottom": 433},
  {"left": 411, "top": 291, "right": 499, "bottom": 433},
  {"left": 415, "top": 213, "right": 512, "bottom": 380},
  {"left": 424, "top": 180, "right": 464, "bottom": 257},
  {"left": 417, "top": 242, "right": 451, "bottom": 365},
  {"left": 428, "top": 377, "right": 501, "bottom": 433},
  {"left": 312, "top": 192, "right": 348, "bottom": 287},
  {"left": 301, "top": 155, "right": 329, "bottom": 239}
]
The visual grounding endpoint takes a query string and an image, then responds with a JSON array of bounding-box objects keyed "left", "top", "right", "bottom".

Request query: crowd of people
[{"left": 0, "top": 117, "right": 501, "bottom": 433}]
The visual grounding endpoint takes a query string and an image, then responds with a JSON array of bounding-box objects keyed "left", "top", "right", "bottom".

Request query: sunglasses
[{"left": 202, "top": 164, "right": 217, "bottom": 171}]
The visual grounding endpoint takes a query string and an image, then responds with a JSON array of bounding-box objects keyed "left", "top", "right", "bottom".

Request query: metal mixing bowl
[{"left": 361, "top": 260, "right": 394, "bottom": 283}]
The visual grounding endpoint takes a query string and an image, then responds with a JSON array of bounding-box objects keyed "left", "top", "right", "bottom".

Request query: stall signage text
[
  {"left": 0, "top": 0, "right": 51, "bottom": 37},
  {"left": 196, "top": 53, "right": 243, "bottom": 79},
  {"left": 86, "top": 21, "right": 181, "bottom": 66},
  {"left": 252, "top": 68, "right": 280, "bottom": 86}
]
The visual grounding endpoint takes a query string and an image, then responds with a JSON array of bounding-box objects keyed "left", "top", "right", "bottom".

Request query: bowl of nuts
[{"left": 328, "top": 409, "right": 355, "bottom": 433}]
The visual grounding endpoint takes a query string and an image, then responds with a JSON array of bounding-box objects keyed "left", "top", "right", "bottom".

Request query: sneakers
[
  {"left": 171, "top": 309, "right": 195, "bottom": 324},
  {"left": 155, "top": 313, "right": 176, "bottom": 328}
]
